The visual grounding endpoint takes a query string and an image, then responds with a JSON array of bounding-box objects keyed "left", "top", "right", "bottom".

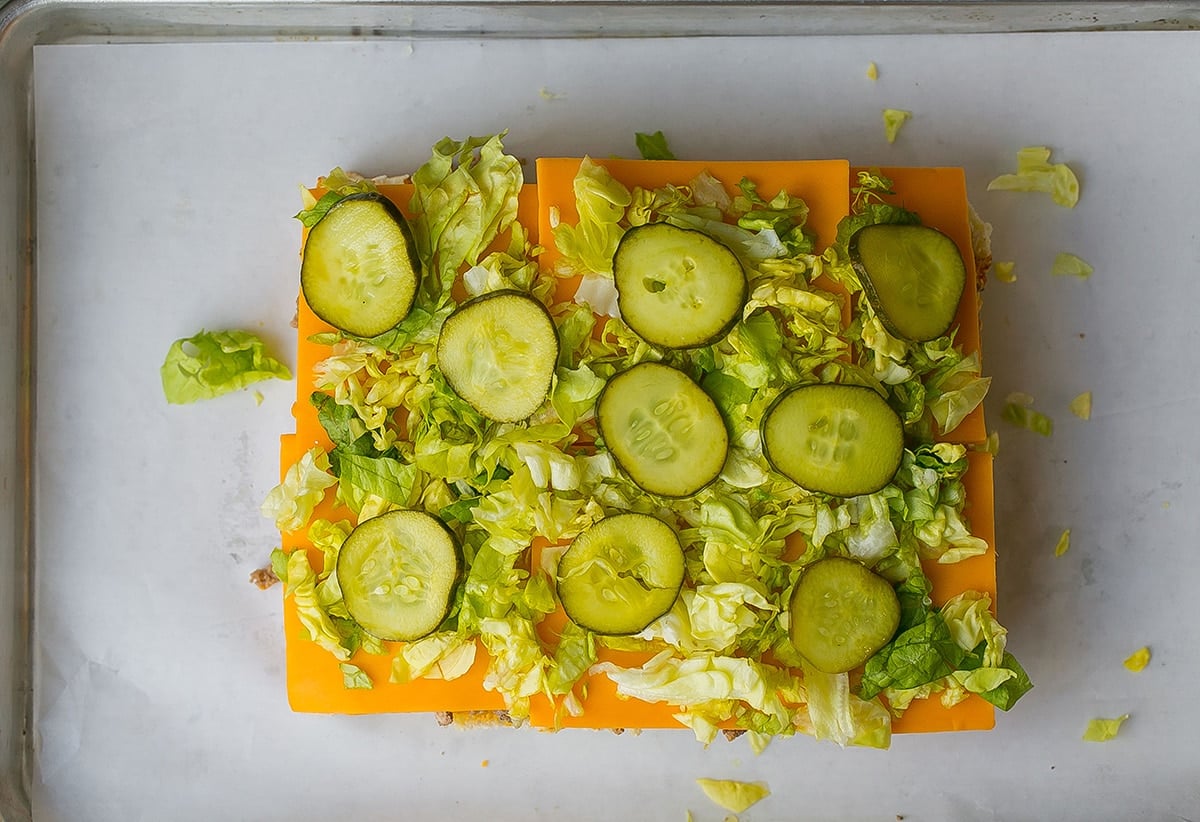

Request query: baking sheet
[{"left": 31, "top": 32, "right": 1200, "bottom": 820}]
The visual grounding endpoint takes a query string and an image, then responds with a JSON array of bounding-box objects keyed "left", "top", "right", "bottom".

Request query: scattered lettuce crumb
[
  {"left": 635, "top": 130, "right": 676, "bottom": 160},
  {"left": 984, "top": 430, "right": 1000, "bottom": 456},
  {"left": 1001, "top": 392, "right": 1054, "bottom": 436},
  {"left": 1054, "top": 529, "right": 1071, "bottom": 557},
  {"left": 867, "top": 61, "right": 879, "bottom": 80},
  {"left": 539, "top": 87, "right": 566, "bottom": 101},
  {"left": 987, "top": 146, "right": 1080, "bottom": 208},
  {"left": 1123, "top": 647, "right": 1151, "bottom": 673},
  {"left": 882, "top": 109, "right": 912, "bottom": 144},
  {"left": 340, "top": 663, "right": 373, "bottom": 690},
  {"left": 1069, "top": 391, "right": 1093, "bottom": 420},
  {"left": 161, "top": 329, "right": 292, "bottom": 404},
  {"left": 994, "top": 261, "right": 1017, "bottom": 283},
  {"left": 696, "top": 779, "right": 770, "bottom": 814},
  {"left": 1083, "top": 714, "right": 1129, "bottom": 742},
  {"left": 1052, "top": 252, "right": 1093, "bottom": 279},
  {"left": 253, "top": 390, "right": 265, "bottom": 406}
]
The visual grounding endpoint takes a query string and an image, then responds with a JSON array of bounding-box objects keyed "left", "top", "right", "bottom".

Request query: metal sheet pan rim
[{"left": 3, "top": 2, "right": 1200, "bottom": 820}]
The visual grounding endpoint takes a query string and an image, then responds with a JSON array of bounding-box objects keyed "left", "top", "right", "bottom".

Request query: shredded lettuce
[
  {"left": 1054, "top": 528, "right": 1071, "bottom": 557},
  {"left": 635, "top": 130, "right": 676, "bottom": 160},
  {"left": 987, "top": 146, "right": 1080, "bottom": 208},
  {"left": 408, "top": 133, "right": 523, "bottom": 306},
  {"left": 285, "top": 549, "right": 350, "bottom": 661},
  {"left": 801, "top": 662, "right": 892, "bottom": 748},
  {"left": 552, "top": 158, "right": 631, "bottom": 277},
  {"left": 1002, "top": 392, "right": 1054, "bottom": 436},
  {"left": 161, "top": 329, "right": 291, "bottom": 404},
  {"left": 340, "top": 663, "right": 373, "bottom": 690},
  {"left": 1083, "top": 714, "right": 1129, "bottom": 741},
  {"left": 390, "top": 633, "right": 478, "bottom": 683},
  {"left": 882, "top": 109, "right": 912, "bottom": 144},
  {"left": 1123, "top": 647, "right": 1151, "bottom": 673},
  {"left": 695, "top": 779, "right": 770, "bottom": 814},
  {"left": 866, "top": 61, "right": 879, "bottom": 80},
  {"left": 994, "top": 261, "right": 1017, "bottom": 283},
  {"left": 294, "top": 167, "right": 379, "bottom": 226},
  {"left": 1069, "top": 391, "right": 1093, "bottom": 420},
  {"left": 1052, "top": 252, "right": 1093, "bottom": 280},
  {"left": 261, "top": 447, "right": 337, "bottom": 533}
]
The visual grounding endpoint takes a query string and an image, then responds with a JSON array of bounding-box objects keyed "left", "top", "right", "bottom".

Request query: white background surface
[{"left": 31, "top": 32, "right": 1200, "bottom": 820}]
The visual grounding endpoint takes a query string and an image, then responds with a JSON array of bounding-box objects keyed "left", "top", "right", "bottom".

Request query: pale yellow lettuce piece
[
  {"left": 391, "top": 633, "right": 479, "bottom": 683},
  {"left": 1052, "top": 252, "right": 1093, "bottom": 279},
  {"left": 882, "top": 109, "right": 912, "bottom": 143},
  {"left": 1123, "top": 647, "right": 1151, "bottom": 673},
  {"left": 1070, "top": 391, "right": 1093, "bottom": 420},
  {"left": 696, "top": 779, "right": 770, "bottom": 814},
  {"left": 988, "top": 146, "right": 1080, "bottom": 207},
  {"left": 340, "top": 663, "right": 373, "bottom": 690},
  {"left": 1083, "top": 714, "right": 1129, "bottom": 741},
  {"left": 995, "top": 261, "right": 1017, "bottom": 283},
  {"left": 261, "top": 446, "right": 337, "bottom": 533},
  {"left": 285, "top": 549, "right": 350, "bottom": 661},
  {"left": 1055, "top": 528, "right": 1071, "bottom": 557}
]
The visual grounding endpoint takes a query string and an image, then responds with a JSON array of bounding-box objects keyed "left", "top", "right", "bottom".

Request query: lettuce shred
[
  {"left": 161, "top": 329, "right": 291, "bottom": 404},
  {"left": 987, "top": 146, "right": 1080, "bottom": 208},
  {"left": 270, "top": 145, "right": 1027, "bottom": 745}
]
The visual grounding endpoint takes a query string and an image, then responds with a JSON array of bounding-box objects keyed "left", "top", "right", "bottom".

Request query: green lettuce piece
[
  {"left": 294, "top": 167, "right": 378, "bottom": 226},
  {"left": 552, "top": 157, "right": 631, "bottom": 276},
  {"left": 161, "top": 329, "right": 291, "bottom": 404},
  {"left": 270, "top": 547, "right": 290, "bottom": 585},
  {"left": 732, "top": 178, "right": 813, "bottom": 256},
  {"left": 335, "top": 453, "right": 420, "bottom": 512},
  {"left": 882, "top": 109, "right": 912, "bottom": 144},
  {"left": 995, "top": 261, "right": 1017, "bottom": 283},
  {"left": 261, "top": 446, "right": 337, "bottom": 533},
  {"left": 390, "top": 633, "right": 478, "bottom": 683},
  {"left": 307, "top": 518, "right": 352, "bottom": 580},
  {"left": 339, "top": 663, "right": 373, "bottom": 690},
  {"left": 801, "top": 662, "right": 892, "bottom": 748},
  {"left": 1069, "top": 391, "right": 1093, "bottom": 420},
  {"left": 1124, "top": 646, "right": 1151, "bottom": 673},
  {"left": 938, "top": 591, "right": 1032, "bottom": 709},
  {"left": 1002, "top": 394, "right": 1054, "bottom": 436},
  {"left": 1052, "top": 252, "right": 1093, "bottom": 280},
  {"left": 551, "top": 364, "right": 606, "bottom": 427},
  {"left": 695, "top": 779, "right": 770, "bottom": 814},
  {"left": 835, "top": 202, "right": 921, "bottom": 250},
  {"left": 478, "top": 616, "right": 549, "bottom": 721},
  {"left": 635, "top": 130, "right": 676, "bottom": 160},
  {"left": 285, "top": 549, "right": 350, "bottom": 661},
  {"left": 546, "top": 621, "right": 597, "bottom": 699},
  {"left": 925, "top": 351, "right": 992, "bottom": 435},
  {"left": 859, "top": 574, "right": 975, "bottom": 700},
  {"left": 987, "top": 146, "right": 1080, "bottom": 208},
  {"left": 684, "top": 584, "right": 778, "bottom": 654},
  {"left": 408, "top": 133, "right": 523, "bottom": 306},
  {"left": 1055, "top": 528, "right": 1071, "bottom": 557},
  {"left": 591, "top": 651, "right": 793, "bottom": 734},
  {"left": 311, "top": 392, "right": 376, "bottom": 458},
  {"left": 973, "top": 652, "right": 1033, "bottom": 710},
  {"left": 312, "top": 340, "right": 418, "bottom": 453},
  {"left": 1083, "top": 714, "right": 1129, "bottom": 741}
]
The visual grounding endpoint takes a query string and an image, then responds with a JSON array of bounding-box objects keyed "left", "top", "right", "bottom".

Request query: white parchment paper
[{"left": 31, "top": 32, "right": 1200, "bottom": 820}]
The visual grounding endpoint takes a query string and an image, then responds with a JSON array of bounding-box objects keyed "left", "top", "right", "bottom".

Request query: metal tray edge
[{"left": 4, "top": 1, "right": 1200, "bottom": 819}]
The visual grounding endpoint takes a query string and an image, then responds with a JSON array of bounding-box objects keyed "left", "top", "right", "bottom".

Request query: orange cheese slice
[{"left": 282, "top": 183, "right": 537, "bottom": 714}]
